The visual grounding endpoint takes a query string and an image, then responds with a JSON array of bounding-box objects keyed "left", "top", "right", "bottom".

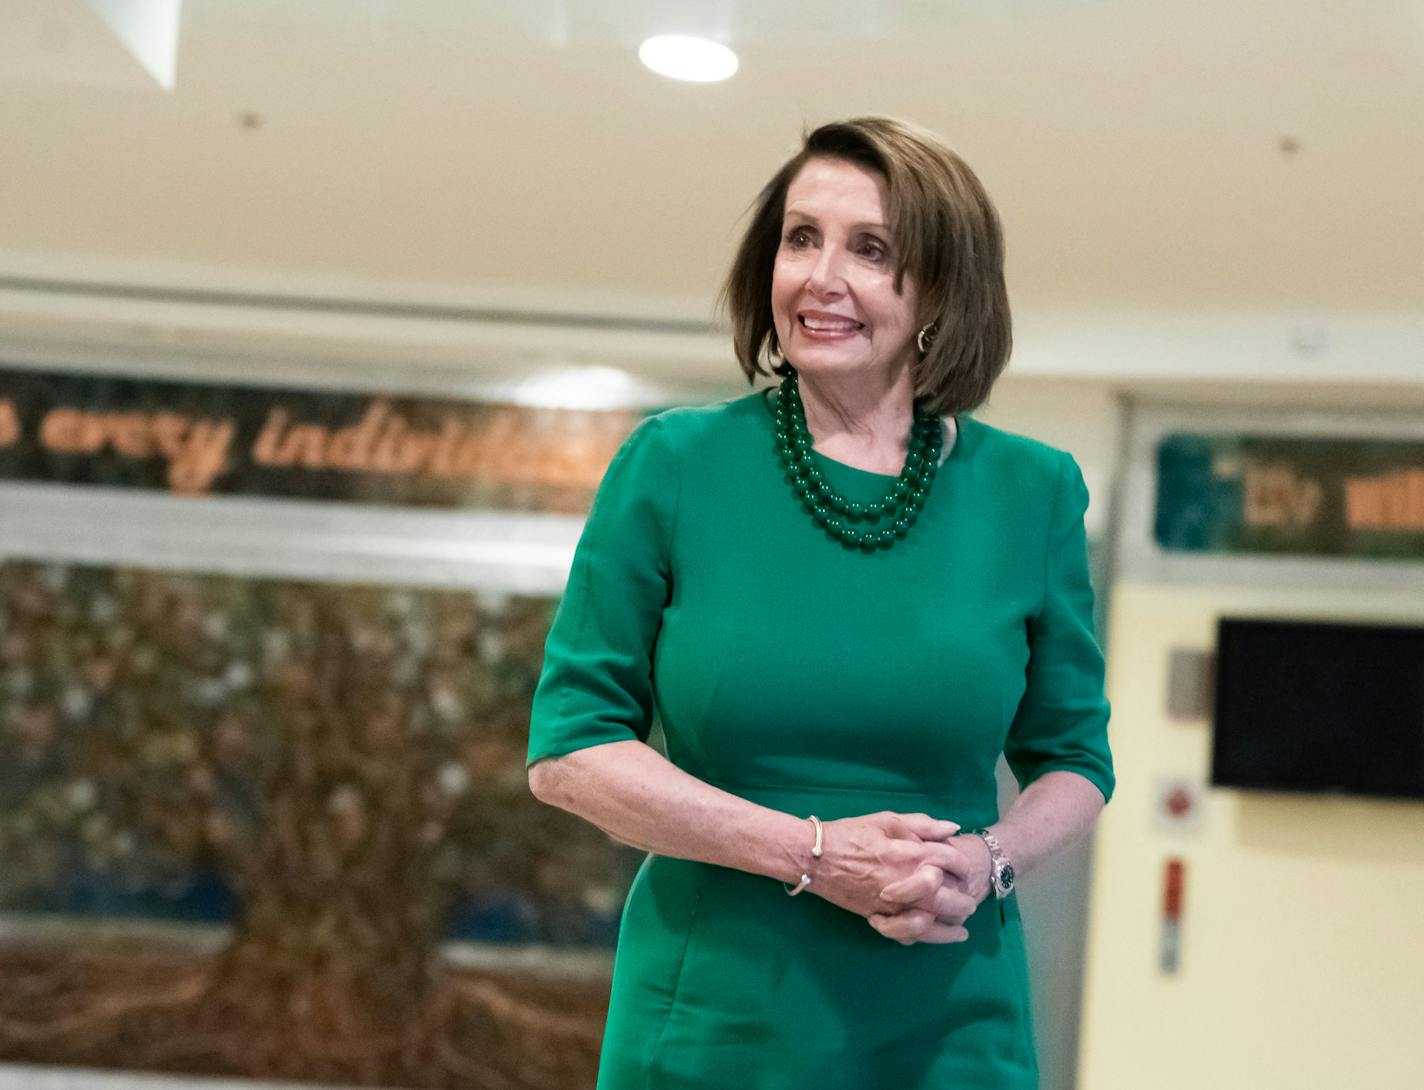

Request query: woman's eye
[
  {"left": 858, "top": 239, "right": 888, "bottom": 261},
  {"left": 784, "top": 227, "right": 813, "bottom": 248}
]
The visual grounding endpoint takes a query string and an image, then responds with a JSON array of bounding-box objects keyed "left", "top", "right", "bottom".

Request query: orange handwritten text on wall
[
  {"left": 1344, "top": 469, "right": 1424, "bottom": 533},
  {"left": 251, "top": 401, "right": 623, "bottom": 490},
  {"left": 0, "top": 399, "right": 19, "bottom": 446},
  {"left": 38, "top": 408, "right": 236, "bottom": 494},
  {"left": 1242, "top": 463, "right": 1323, "bottom": 529}
]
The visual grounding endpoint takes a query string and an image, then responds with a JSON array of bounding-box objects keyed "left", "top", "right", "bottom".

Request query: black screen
[{"left": 1211, "top": 618, "right": 1424, "bottom": 800}]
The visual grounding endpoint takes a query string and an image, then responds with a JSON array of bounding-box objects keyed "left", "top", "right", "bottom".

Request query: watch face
[{"left": 999, "top": 863, "right": 1016, "bottom": 892}]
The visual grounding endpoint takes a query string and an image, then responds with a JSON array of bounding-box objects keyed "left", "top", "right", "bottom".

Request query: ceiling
[{"left": 1, "top": 0, "right": 1422, "bottom": 324}]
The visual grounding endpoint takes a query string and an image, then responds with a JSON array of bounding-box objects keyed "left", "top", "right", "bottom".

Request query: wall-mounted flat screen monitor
[{"left": 1211, "top": 618, "right": 1424, "bottom": 801}]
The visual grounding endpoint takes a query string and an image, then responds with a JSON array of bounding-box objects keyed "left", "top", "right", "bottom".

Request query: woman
[{"left": 527, "top": 117, "right": 1113, "bottom": 1090}]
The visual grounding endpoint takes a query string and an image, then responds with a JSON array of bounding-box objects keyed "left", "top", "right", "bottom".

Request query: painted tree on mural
[{"left": 0, "top": 561, "right": 631, "bottom": 1088}]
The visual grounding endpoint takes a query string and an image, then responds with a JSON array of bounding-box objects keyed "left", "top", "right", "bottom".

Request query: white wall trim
[
  {"left": 1, "top": 259, "right": 1421, "bottom": 390},
  {"left": 0, "top": 485, "right": 582, "bottom": 595}
]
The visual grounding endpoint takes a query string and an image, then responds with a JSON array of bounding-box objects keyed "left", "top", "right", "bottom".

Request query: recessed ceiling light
[{"left": 638, "top": 35, "right": 738, "bottom": 83}]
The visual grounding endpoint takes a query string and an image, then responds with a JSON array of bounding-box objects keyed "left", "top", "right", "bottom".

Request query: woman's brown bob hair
[{"left": 722, "top": 116, "right": 1012, "bottom": 416}]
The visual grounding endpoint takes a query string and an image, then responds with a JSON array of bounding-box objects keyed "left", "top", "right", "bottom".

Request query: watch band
[{"left": 972, "top": 828, "right": 1016, "bottom": 900}]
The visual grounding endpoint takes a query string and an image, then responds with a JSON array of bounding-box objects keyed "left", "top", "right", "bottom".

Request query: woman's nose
[{"left": 807, "top": 245, "right": 847, "bottom": 297}]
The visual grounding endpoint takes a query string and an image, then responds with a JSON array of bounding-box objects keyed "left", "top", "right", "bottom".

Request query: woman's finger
[
  {"left": 869, "top": 912, "right": 969, "bottom": 946},
  {"left": 868, "top": 909, "right": 935, "bottom": 945},
  {"left": 866, "top": 913, "right": 904, "bottom": 944},
  {"left": 915, "top": 922, "right": 970, "bottom": 944},
  {"left": 916, "top": 838, "right": 975, "bottom": 882},
  {"left": 930, "top": 885, "right": 978, "bottom": 926},
  {"left": 879, "top": 863, "right": 943, "bottom": 905},
  {"left": 894, "top": 813, "right": 961, "bottom": 842}
]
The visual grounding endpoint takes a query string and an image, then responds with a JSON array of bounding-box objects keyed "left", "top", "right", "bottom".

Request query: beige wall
[
  {"left": 975, "top": 377, "right": 1121, "bottom": 538},
  {"left": 969, "top": 377, "right": 1122, "bottom": 1090},
  {"left": 1079, "top": 581, "right": 1424, "bottom": 1090}
]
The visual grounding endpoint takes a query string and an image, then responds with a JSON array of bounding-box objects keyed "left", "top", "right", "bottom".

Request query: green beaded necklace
[{"left": 773, "top": 371, "right": 943, "bottom": 552}]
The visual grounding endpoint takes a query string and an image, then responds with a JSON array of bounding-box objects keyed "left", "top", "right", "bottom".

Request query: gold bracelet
[{"left": 783, "top": 815, "right": 823, "bottom": 896}]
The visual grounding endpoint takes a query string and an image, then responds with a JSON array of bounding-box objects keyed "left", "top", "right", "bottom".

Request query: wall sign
[
  {"left": 0, "top": 364, "right": 638, "bottom": 513},
  {"left": 1155, "top": 433, "right": 1424, "bottom": 559}
]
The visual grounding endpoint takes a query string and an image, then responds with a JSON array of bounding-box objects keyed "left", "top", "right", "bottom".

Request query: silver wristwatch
[{"left": 972, "top": 828, "right": 1016, "bottom": 900}]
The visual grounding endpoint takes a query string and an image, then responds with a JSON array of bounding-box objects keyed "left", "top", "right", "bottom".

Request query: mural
[{"left": 0, "top": 560, "right": 637, "bottom": 1089}]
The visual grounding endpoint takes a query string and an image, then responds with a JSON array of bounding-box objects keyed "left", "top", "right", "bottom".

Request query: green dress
[{"left": 527, "top": 389, "right": 1114, "bottom": 1090}]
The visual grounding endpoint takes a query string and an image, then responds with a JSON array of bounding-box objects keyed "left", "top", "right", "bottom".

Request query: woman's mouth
[{"left": 798, "top": 314, "right": 864, "bottom": 336}]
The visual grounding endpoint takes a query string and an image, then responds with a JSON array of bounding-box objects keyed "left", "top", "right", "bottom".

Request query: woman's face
[{"left": 771, "top": 156, "right": 920, "bottom": 386}]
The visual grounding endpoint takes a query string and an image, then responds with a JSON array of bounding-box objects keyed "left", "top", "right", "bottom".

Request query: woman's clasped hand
[{"left": 810, "top": 812, "right": 992, "bottom": 946}]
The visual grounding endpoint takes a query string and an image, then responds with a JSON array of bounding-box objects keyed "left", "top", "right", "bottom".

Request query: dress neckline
[{"left": 757, "top": 386, "right": 960, "bottom": 480}]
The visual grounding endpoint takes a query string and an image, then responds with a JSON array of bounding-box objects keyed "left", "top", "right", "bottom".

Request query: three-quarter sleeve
[
  {"left": 1003, "top": 452, "right": 1116, "bottom": 802},
  {"left": 526, "top": 414, "right": 679, "bottom": 768}
]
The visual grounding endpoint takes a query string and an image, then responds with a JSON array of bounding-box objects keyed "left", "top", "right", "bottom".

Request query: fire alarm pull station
[{"left": 1160, "top": 858, "right": 1185, "bottom": 975}]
